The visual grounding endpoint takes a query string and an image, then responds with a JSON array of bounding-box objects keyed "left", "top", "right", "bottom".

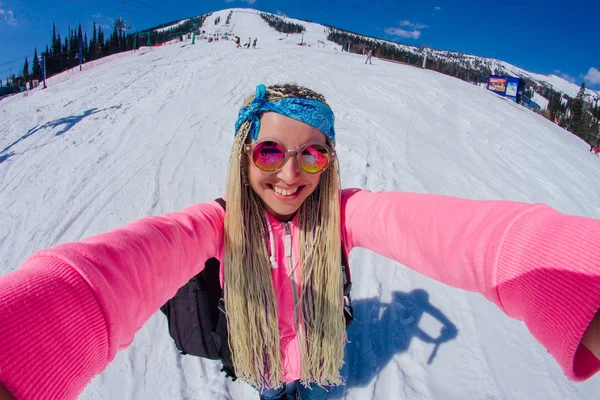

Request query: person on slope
[
  {"left": 1, "top": 84, "right": 600, "bottom": 400},
  {"left": 365, "top": 49, "right": 373, "bottom": 65}
]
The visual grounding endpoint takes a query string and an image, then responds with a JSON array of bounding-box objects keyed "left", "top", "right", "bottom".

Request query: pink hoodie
[{"left": 1, "top": 189, "right": 600, "bottom": 399}]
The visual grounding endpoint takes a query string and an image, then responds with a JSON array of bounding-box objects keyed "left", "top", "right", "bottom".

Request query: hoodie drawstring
[{"left": 266, "top": 214, "right": 278, "bottom": 268}]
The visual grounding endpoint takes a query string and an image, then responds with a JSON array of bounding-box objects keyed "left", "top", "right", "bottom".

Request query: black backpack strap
[
  {"left": 214, "top": 197, "right": 226, "bottom": 210},
  {"left": 341, "top": 247, "right": 351, "bottom": 295},
  {"left": 216, "top": 298, "right": 236, "bottom": 381},
  {"left": 341, "top": 246, "right": 354, "bottom": 327},
  {"left": 212, "top": 197, "right": 237, "bottom": 380}
]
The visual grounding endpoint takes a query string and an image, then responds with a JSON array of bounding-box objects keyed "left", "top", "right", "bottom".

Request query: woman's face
[{"left": 247, "top": 112, "right": 326, "bottom": 221}]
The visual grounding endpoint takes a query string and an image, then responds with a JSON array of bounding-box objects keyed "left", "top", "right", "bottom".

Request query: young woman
[{"left": 0, "top": 83, "right": 599, "bottom": 400}]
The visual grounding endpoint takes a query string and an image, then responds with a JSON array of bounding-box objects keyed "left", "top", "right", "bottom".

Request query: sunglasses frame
[{"left": 244, "top": 138, "right": 336, "bottom": 174}]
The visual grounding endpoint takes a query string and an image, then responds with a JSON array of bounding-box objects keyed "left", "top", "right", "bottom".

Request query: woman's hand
[
  {"left": 0, "top": 383, "right": 15, "bottom": 400},
  {"left": 583, "top": 310, "right": 600, "bottom": 360}
]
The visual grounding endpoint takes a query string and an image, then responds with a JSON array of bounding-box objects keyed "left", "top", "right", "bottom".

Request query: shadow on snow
[
  {"left": 338, "top": 288, "right": 458, "bottom": 391},
  {"left": 0, "top": 105, "right": 122, "bottom": 164}
]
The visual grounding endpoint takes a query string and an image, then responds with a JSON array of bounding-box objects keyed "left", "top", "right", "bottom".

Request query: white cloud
[
  {"left": 384, "top": 27, "right": 421, "bottom": 39},
  {"left": 397, "top": 20, "right": 429, "bottom": 29},
  {"left": 225, "top": 0, "right": 256, "bottom": 4},
  {"left": 276, "top": 10, "right": 287, "bottom": 17},
  {"left": 92, "top": 13, "right": 102, "bottom": 19},
  {"left": 0, "top": 2, "right": 17, "bottom": 26},
  {"left": 385, "top": 20, "right": 429, "bottom": 40},
  {"left": 561, "top": 73, "right": 576, "bottom": 83},
  {"left": 553, "top": 70, "right": 576, "bottom": 83},
  {"left": 583, "top": 67, "right": 600, "bottom": 87},
  {"left": 435, "top": 6, "right": 442, "bottom": 11}
]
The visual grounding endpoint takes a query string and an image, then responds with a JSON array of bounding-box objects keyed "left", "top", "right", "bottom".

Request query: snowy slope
[
  {"left": 1, "top": 10, "right": 600, "bottom": 400},
  {"left": 201, "top": 8, "right": 338, "bottom": 50},
  {"left": 212, "top": 9, "right": 598, "bottom": 101},
  {"left": 156, "top": 19, "right": 192, "bottom": 33}
]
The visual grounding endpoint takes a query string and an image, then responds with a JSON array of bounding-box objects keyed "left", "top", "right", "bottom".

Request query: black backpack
[{"left": 160, "top": 198, "right": 353, "bottom": 381}]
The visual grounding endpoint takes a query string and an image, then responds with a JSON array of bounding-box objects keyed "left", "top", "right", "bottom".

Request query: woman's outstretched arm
[
  {"left": 0, "top": 201, "right": 225, "bottom": 400},
  {"left": 341, "top": 188, "right": 600, "bottom": 381}
]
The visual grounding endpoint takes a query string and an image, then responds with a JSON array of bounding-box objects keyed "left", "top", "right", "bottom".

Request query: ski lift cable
[
  {"left": 0, "top": 53, "right": 36, "bottom": 68},
  {"left": 0, "top": 60, "right": 37, "bottom": 76},
  {"left": 113, "top": 0, "right": 180, "bottom": 17},
  {"left": 64, "top": 0, "right": 149, "bottom": 15}
]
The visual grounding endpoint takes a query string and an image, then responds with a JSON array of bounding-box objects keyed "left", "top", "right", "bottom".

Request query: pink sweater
[{"left": 1, "top": 189, "right": 599, "bottom": 399}]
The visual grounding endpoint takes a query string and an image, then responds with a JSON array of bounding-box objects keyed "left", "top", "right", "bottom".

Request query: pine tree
[
  {"left": 44, "top": 45, "right": 50, "bottom": 66},
  {"left": 98, "top": 26, "right": 105, "bottom": 57},
  {"left": 571, "top": 83, "right": 591, "bottom": 141},
  {"left": 89, "top": 23, "right": 97, "bottom": 60},
  {"left": 69, "top": 27, "right": 77, "bottom": 68},
  {"left": 55, "top": 32, "right": 63, "bottom": 73},
  {"left": 77, "top": 24, "right": 84, "bottom": 63},
  {"left": 32, "top": 48, "right": 42, "bottom": 81},
  {"left": 22, "top": 58, "right": 30, "bottom": 84},
  {"left": 83, "top": 32, "right": 88, "bottom": 62},
  {"left": 49, "top": 24, "right": 57, "bottom": 74},
  {"left": 63, "top": 36, "right": 69, "bottom": 70},
  {"left": 111, "top": 24, "right": 119, "bottom": 53}
]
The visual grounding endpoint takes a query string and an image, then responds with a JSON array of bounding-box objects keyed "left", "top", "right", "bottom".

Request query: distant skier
[
  {"left": 244, "top": 37, "right": 251, "bottom": 48},
  {"left": 252, "top": 38, "right": 257, "bottom": 49},
  {"left": 235, "top": 36, "right": 241, "bottom": 48},
  {"left": 365, "top": 49, "right": 373, "bottom": 65}
]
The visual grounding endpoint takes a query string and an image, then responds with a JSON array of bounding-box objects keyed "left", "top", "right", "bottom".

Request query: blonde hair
[{"left": 223, "top": 84, "right": 345, "bottom": 389}]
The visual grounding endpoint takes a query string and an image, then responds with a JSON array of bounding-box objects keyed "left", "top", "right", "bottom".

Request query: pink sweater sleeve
[
  {"left": 0, "top": 201, "right": 225, "bottom": 400},
  {"left": 341, "top": 188, "right": 600, "bottom": 381}
]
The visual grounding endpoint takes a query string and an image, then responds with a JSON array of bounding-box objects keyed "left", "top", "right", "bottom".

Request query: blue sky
[{"left": 1, "top": 0, "right": 599, "bottom": 89}]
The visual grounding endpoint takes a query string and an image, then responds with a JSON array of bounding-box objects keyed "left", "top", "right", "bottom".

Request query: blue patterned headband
[{"left": 234, "top": 84, "right": 336, "bottom": 144}]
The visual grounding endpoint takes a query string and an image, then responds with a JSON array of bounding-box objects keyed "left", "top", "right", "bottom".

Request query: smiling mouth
[{"left": 269, "top": 184, "right": 304, "bottom": 199}]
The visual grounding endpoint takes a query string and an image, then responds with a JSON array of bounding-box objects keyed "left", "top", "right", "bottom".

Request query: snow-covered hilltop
[{"left": 167, "top": 8, "right": 597, "bottom": 102}]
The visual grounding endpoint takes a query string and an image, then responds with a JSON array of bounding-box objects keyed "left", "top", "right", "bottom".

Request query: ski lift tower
[
  {"left": 192, "top": 23, "right": 197, "bottom": 44},
  {"left": 421, "top": 44, "right": 429, "bottom": 69}
]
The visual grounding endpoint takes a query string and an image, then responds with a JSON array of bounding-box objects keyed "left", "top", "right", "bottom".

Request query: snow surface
[{"left": 2, "top": 9, "right": 600, "bottom": 400}]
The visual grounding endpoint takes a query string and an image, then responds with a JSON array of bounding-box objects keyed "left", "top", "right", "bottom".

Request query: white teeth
[{"left": 273, "top": 186, "right": 299, "bottom": 196}]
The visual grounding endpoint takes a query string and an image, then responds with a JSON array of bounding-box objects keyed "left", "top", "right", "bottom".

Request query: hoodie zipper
[{"left": 283, "top": 222, "right": 300, "bottom": 328}]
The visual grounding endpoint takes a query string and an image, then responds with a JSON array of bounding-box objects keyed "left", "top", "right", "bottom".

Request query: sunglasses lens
[
  {"left": 299, "top": 144, "right": 330, "bottom": 173},
  {"left": 252, "top": 141, "right": 286, "bottom": 172}
]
